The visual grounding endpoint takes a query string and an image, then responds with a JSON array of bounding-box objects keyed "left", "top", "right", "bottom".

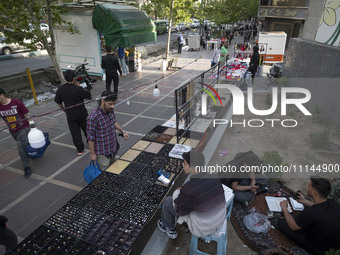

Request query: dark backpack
[{"left": 177, "top": 36, "right": 180, "bottom": 43}]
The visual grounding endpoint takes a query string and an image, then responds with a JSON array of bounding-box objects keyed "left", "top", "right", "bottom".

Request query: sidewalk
[{"left": 0, "top": 37, "right": 260, "bottom": 255}]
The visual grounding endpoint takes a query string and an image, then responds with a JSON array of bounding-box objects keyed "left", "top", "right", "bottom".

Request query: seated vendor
[
  {"left": 157, "top": 150, "right": 226, "bottom": 239},
  {"left": 278, "top": 175, "right": 340, "bottom": 255},
  {"left": 221, "top": 151, "right": 268, "bottom": 205}
]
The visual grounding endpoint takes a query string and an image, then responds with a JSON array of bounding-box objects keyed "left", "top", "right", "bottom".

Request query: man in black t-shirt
[
  {"left": 101, "top": 46, "right": 122, "bottom": 94},
  {"left": 278, "top": 175, "right": 340, "bottom": 254},
  {"left": 55, "top": 70, "right": 91, "bottom": 156}
]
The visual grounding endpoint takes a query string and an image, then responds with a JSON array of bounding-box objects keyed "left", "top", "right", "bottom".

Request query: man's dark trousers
[
  {"left": 277, "top": 219, "right": 318, "bottom": 254},
  {"left": 106, "top": 74, "right": 119, "bottom": 94},
  {"left": 178, "top": 43, "right": 183, "bottom": 53},
  {"left": 67, "top": 118, "right": 87, "bottom": 153}
]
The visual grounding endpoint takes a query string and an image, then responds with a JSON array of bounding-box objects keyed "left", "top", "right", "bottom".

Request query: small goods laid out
[
  {"left": 210, "top": 58, "right": 249, "bottom": 81},
  {"left": 12, "top": 126, "right": 205, "bottom": 255}
]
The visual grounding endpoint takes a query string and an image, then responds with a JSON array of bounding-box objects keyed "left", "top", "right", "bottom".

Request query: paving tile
[
  {"left": 124, "top": 117, "right": 166, "bottom": 135},
  {"left": 38, "top": 119, "right": 63, "bottom": 129},
  {"left": 18, "top": 208, "right": 57, "bottom": 238},
  {"left": 0, "top": 193, "right": 16, "bottom": 210},
  {"left": 114, "top": 112, "right": 135, "bottom": 126},
  {"left": 53, "top": 154, "right": 89, "bottom": 187},
  {"left": 9, "top": 143, "right": 81, "bottom": 177},
  {"left": 22, "top": 182, "right": 73, "bottom": 210},
  {"left": 142, "top": 106, "right": 170, "bottom": 118},
  {"left": 158, "top": 97, "right": 175, "bottom": 107},
  {"left": 0, "top": 131, "right": 9, "bottom": 140},
  {"left": 54, "top": 132, "right": 81, "bottom": 146},
  {"left": 3, "top": 201, "right": 44, "bottom": 234},
  {"left": 40, "top": 128, "right": 64, "bottom": 141},
  {"left": 0, "top": 148, "right": 19, "bottom": 165},
  {"left": 0, "top": 169, "right": 20, "bottom": 188},
  {"left": 129, "top": 93, "right": 160, "bottom": 104},
  {"left": 0, "top": 176, "right": 41, "bottom": 198},
  {"left": 115, "top": 101, "right": 150, "bottom": 115},
  {"left": 1, "top": 136, "right": 17, "bottom": 150}
]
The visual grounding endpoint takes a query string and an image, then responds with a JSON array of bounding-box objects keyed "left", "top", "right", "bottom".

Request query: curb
[{"left": 0, "top": 49, "right": 49, "bottom": 61}]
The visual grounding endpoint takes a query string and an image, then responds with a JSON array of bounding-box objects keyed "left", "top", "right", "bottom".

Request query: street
[{"left": 0, "top": 32, "right": 181, "bottom": 76}]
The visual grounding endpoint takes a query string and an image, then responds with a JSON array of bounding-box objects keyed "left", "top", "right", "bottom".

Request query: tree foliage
[
  {"left": 142, "top": 0, "right": 197, "bottom": 26},
  {"left": 203, "top": 0, "right": 259, "bottom": 25},
  {"left": 0, "top": 0, "right": 78, "bottom": 83}
]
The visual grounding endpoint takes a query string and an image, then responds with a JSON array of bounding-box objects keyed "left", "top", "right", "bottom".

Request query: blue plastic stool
[{"left": 189, "top": 185, "right": 234, "bottom": 255}]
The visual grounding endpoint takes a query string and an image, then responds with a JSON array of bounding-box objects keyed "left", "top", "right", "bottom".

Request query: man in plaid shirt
[{"left": 87, "top": 91, "right": 129, "bottom": 170}]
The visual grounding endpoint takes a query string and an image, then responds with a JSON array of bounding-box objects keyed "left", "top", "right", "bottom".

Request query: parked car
[
  {"left": 190, "top": 19, "right": 200, "bottom": 29},
  {"left": 40, "top": 23, "right": 49, "bottom": 32},
  {"left": 0, "top": 37, "right": 43, "bottom": 55}
]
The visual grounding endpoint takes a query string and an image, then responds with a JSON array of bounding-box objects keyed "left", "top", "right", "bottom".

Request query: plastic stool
[
  {"left": 189, "top": 186, "right": 234, "bottom": 255},
  {"left": 189, "top": 218, "right": 228, "bottom": 255}
]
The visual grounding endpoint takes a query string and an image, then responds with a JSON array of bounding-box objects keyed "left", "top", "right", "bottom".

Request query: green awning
[{"left": 92, "top": 3, "right": 156, "bottom": 48}]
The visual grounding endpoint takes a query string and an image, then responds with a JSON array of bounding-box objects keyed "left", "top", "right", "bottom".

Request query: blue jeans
[
  {"left": 118, "top": 56, "right": 129, "bottom": 75},
  {"left": 161, "top": 196, "right": 178, "bottom": 229},
  {"left": 12, "top": 128, "right": 30, "bottom": 169}
]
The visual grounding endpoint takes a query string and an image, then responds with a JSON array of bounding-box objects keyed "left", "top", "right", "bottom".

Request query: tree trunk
[
  {"left": 47, "top": 48, "right": 66, "bottom": 85},
  {"left": 165, "top": 0, "right": 175, "bottom": 61}
]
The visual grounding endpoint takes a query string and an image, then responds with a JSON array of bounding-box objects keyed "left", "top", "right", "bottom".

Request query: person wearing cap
[
  {"left": 157, "top": 149, "right": 226, "bottom": 239},
  {"left": 0, "top": 88, "right": 32, "bottom": 178},
  {"left": 87, "top": 90, "right": 129, "bottom": 171},
  {"left": 101, "top": 46, "right": 122, "bottom": 94},
  {"left": 0, "top": 215, "right": 18, "bottom": 252},
  {"left": 54, "top": 70, "right": 91, "bottom": 156}
]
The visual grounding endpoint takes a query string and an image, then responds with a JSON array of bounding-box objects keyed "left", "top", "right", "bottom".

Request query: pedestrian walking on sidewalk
[
  {"left": 249, "top": 45, "right": 259, "bottom": 84},
  {"left": 0, "top": 88, "right": 32, "bottom": 178},
  {"left": 118, "top": 47, "right": 129, "bottom": 75},
  {"left": 87, "top": 90, "right": 129, "bottom": 171},
  {"left": 55, "top": 70, "right": 91, "bottom": 156},
  {"left": 243, "top": 26, "right": 249, "bottom": 43},
  {"left": 0, "top": 215, "right": 18, "bottom": 252},
  {"left": 101, "top": 46, "right": 122, "bottom": 94},
  {"left": 157, "top": 150, "right": 226, "bottom": 239},
  {"left": 178, "top": 33, "right": 184, "bottom": 54}
]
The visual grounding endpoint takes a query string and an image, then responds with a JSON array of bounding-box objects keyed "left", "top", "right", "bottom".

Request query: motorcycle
[
  {"left": 267, "top": 62, "right": 284, "bottom": 78},
  {"left": 67, "top": 58, "right": 97, "bottom": 91}
]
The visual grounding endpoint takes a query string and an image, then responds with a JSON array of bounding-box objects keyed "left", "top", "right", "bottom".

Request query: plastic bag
[
  {"left": 83, "top": 160, "right": 101, "bottom": 183},
  {"left": 243, "top": 212, "right": 271, "bottom": 233}
]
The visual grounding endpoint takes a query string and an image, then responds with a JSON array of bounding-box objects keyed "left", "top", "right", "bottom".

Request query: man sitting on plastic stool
[{"left": 157, "top": 149, "right": 226, "bottom": 239}]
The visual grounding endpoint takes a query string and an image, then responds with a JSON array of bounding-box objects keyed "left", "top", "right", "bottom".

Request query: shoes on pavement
[
  {"left": 77, "top": 151, "right": 84, "bottom": 156},
  {"left": 157, "top": 219, "right": 178, "bottom": 239},
  {"left": 24, "top": 167, "right": 31, "bottom": 178}
]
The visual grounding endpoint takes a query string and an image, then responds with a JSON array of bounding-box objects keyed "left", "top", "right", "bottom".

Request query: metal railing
[{"left": 174, "top": 55, "right": 228, "bottom": 144}]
